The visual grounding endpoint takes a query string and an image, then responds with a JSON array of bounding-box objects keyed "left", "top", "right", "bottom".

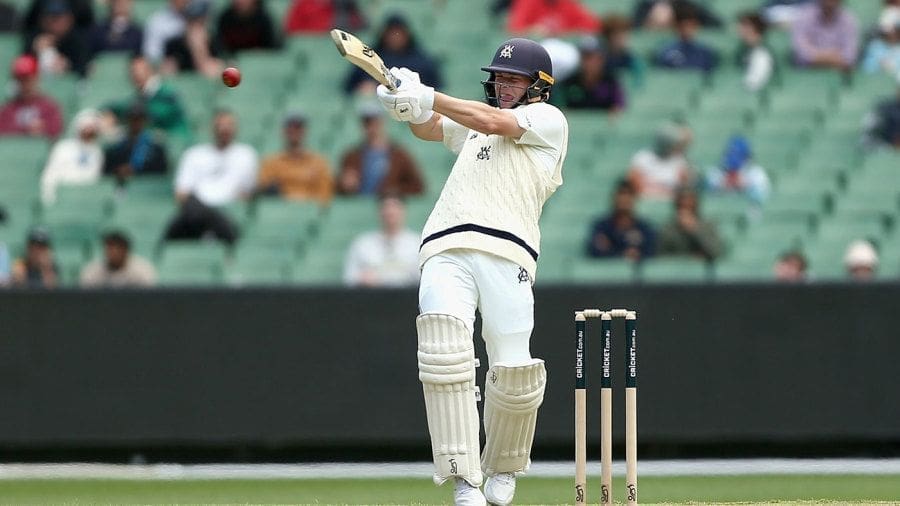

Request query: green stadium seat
[
  {"left": 243, "top": 199, "right": 323, "bottom": 256},
  {"left": 638, "top": 258, "right": 713, "bottom": 283},
  {"left": 89, "top": 53, "right": 131, "bottom": 82},
  {"left": 570, "top": 258, "right": 636, "bottom": 283},
  {"left": 714, "top": 258, "right": 774, "bottom": 282},
  {"left": 130, "top": 0, "right": 167, "bottom": 22},
  {"left": 293, "top": 248, "right": 345, "bottom": 285},
  {"left": 764, "top": 190, "right": 830, "bottom": 216},
  {"left": 36, "top": 218, "right": 99, "bottom": 260},
  {"left": 702, "top": 194, "right": 753, "bottom": 222},
  {"left": 815, "top": 214, "right": 892, "bottom": 245},
  {"left": 39, "top": 183, "right": 116, "bottom": 223},
  {"left": 835, "top": 193, "right": 899, "bottom": 216},
  {"left": 536, "top": 249, "right": 572, "bottom": 283},
  {"left": 225, "top": 247, "right": 294, "bottom": 286},
  {"left": 156, "top": 241, "right": 229, "bottom": 285},
  {"left": 41, "top": 75, "right": 80, "bottom": 119}
]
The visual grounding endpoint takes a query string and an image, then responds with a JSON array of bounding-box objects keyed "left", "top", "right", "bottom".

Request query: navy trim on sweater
[{"left": 420, "top": 223, "right": 539, "bottom": 261}]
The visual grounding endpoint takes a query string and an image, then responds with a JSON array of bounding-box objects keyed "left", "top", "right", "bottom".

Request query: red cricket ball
[{"left": 222, "top": 67, "right": 241, "bottom": 88}]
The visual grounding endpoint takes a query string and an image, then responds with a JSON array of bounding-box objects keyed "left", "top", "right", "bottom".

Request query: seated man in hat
[
  {"left": 80, "top": 229, "right": 157, "bottom": 287},
  {"left": 0, "top": 54, "right": 63, "bottom": 138},
  {"left": 257, "top": 112, "right": 333, "bottom": 205},
  {"left": 336, "top": 103, "right": 423, "bottom": 197},
  {"left": 40, "top": 108, "right": 104, "bottom": 204}
]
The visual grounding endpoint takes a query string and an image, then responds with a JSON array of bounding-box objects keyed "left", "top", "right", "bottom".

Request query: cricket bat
[{"left": 330, "top": 29, "right": 400, "bottom": 91}]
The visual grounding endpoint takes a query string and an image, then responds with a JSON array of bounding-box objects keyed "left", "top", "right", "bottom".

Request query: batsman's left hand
[
  {"left": 376, "top": 84, "right": 434, "bottom": 124},
  {"left": 376, "top": 84, "right": 408, "bottom": 122}
]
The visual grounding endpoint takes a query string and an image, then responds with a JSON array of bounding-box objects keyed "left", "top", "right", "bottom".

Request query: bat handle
[{"left": 389, "top": 78, "right": 401, "bottom": 92}]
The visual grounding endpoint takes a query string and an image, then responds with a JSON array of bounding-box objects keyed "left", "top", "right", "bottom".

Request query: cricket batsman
[{"left": 376, "top": 38, "right": 568, "bottom": 505}]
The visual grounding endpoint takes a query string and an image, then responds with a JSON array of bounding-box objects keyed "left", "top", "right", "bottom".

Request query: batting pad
[
  {"left": 481, "top": 360, "right": 546, "bottom": 476},
  {"left": 416, "top": 313, "right": 483, "bottom": 487}
]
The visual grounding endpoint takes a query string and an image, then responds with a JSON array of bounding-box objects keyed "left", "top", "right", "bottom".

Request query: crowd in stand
[{"left": 0, "top": 0, "right": 898, "bottom": 288}]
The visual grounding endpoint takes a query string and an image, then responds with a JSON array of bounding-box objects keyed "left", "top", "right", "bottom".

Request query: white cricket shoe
[
  {"left": 454, "top": 477, "right": 486, "bottom": 506},
  {"left": 484, "top": 472, "right": 516, "bottom": 505}
]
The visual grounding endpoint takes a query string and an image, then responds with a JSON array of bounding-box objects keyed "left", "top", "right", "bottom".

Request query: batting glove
[
  {"left": 390, "top": 67, "right": 435, "bottom": 124},
  {"left": 376, "top": 84, "right": 405, "bottom": 122},
  {"left": 376, "top": 84, "right": 434, "bottom": 124}
]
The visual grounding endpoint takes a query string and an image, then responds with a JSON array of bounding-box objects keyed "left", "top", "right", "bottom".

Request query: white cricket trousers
[{"left": 418, "top": 250, "right": 534, "bottom": 367}]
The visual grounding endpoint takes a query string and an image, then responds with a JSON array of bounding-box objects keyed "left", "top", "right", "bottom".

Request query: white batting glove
[
  {"left": 390, "top": 67, "right": 421, "bottom": 89},
  {"left": 376, "top": 84, "right": 405, "bottom": 122},
  {"left": 390, "top": 67, "right": 435, "bottom": 124},
  {"left": 376, "top": 84, "right": 434, "bottom": 124}
]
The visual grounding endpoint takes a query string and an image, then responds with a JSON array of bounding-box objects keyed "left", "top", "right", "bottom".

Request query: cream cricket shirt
[{"left": 419, "top": 102, "right": 568, "bottom": 280}]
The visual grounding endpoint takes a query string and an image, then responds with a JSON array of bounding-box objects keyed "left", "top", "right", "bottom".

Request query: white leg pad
[
  {"left": 481, "top": 360, "right": 546, "bottom": 476},
  {"left": 417, "top": 313, "right": 483, "bottom": 487}
]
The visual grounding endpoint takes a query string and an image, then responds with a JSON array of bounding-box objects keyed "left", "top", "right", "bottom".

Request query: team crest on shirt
[
  {"left": 476, "top": 146, "right": 491, "bottom": 160},
  {"left": 517, "top": 267, "right": 530, "bottom": 283},
  {"left": 500, "top": 44, "right": 515, "bottom": 58}
]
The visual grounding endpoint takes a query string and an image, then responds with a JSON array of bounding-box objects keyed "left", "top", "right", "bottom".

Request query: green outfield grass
[{"left": 1, "top": 475, "right": 899, "bottom": 505}]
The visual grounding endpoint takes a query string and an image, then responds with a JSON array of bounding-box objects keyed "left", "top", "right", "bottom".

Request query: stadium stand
[{"left": 0, "top": 0, "right": 897, "bottom": 286}]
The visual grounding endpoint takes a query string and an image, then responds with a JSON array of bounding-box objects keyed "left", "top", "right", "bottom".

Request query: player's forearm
[
  {"left": 409, "top": 112, "right": 443, "bottom": 141},
  {"left": 433, "top": 92, "right": 516, "bottom": 136}
]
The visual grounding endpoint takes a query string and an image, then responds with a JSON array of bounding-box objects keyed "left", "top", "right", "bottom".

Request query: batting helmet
[{"left": 481, "top": 38, "right": 554, "bottom": 108}]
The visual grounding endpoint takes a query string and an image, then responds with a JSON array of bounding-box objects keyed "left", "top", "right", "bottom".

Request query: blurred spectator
[
  {"left": 23, "top": 0, "right": 94, "bottom": 34},
  {"left": 861, "top": 7, "right": 900, "bottom": 76},
  {"left": 844, "top": 239, "right": 878, "bottom": 281},
  {"left": 164, "top": 110, "right": 257, "bottom": 244},
  {"left": 88, "top": 0, "right": 143, "bottom": 58},
  {"left": 163, "top": 0, "right": 223, "bottom": 78},
  {"left": 736, "top": 11, "right": 775, "bottom": 92},
  {"left": 24, "top": 0, "right": 91, "bottom": 77},
  {"left": 556, "top": 36, "right": 625, "bottom": 112},
  {"left": 103, "top": 103, "right": 169, "bottom": 186},
  {"left": 257, "top": 112, "right": 333, "bottom": 205},
  {"left": 762, "top": 0, "right": 814, "bottom": 27},
  {"left": 602, "top": 14, "right": 644, "bottom": 87},
  {"left": 774, "top": 249, "right": 809, "bottom": 282},
  {"left": 658, "top": 188, "right": 722, "bottom": 261},
  {"left": 11, "top": 228, "right": 59, "bottom": 288},
  {"left": 864, "top": 75, "right": 900, "bottom": 148},
  {"left": 633, "top": 0, "right": 722, "bottom": 30},
  {"left": 506, "top": 0, "right": 601, "bottom": 37},
  {"left": 343, "top": 194, "right": 420, "bottom": 287},
  {"left": 704, "top": 135, "right": 771, "bottom": 205},
  {"left": 541, "top": 38, "right": 580, "bottom": 82},
  {"left": 628, "top": 122, "right": 691, "bottom": 199},
  {"left": 337, "top": 104, "right": 424, "bottom": 197},
  {"left": 0, "top": 241, "right": 10, "bottom": 286},
  {"left": 791, "top": 0, "right": 859, "bottom": 71},
  {"left": 343, "top": 14, "right": 442, "bottom": 94},
  {"left": 0, "top": 2, "right": 19, "bottom": 31},
  {"left": 0, "top": 54, "right": 63, "bottom": 138},
  {"left": 143, "top": 0, "right": 188, "bottom": 63},
  {"left": 39, "top": 108, "right": 103, "bottom": 204},
  {"left": 216, "top": 0, "right": 280, "bottom": 53},
  {"left": 284, "top": 0, "right": 367, "bottom": 35},
  {"left": 106, "top": 55, "right": 191, "bottom": 144},
  {"left": 79, "top": 229, "right": 157, "bottom": 287},
  {"left": 586, "top": 179, "right": 656, "bottom": 260},
  {"left": 652, "top": 4, "right": 719, "bottom": 72}
]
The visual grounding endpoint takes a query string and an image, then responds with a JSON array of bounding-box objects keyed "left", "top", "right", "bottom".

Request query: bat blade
[{"left": 330, "top": 29, "right": 400, "bottom": 91}]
